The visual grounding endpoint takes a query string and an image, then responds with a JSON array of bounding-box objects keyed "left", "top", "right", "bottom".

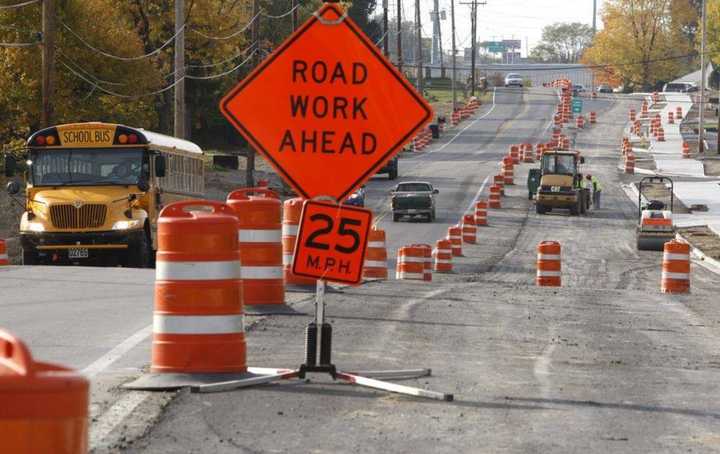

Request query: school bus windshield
[{"left": 30, "top": 148, "right": 147, "bottom": 187}]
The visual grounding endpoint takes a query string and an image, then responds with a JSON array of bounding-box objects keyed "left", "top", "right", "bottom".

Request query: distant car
[
  {"left": 377, "top": 156, "right": 398, "bottom": 180},
  {"left": 504, "top": 73, "right": 523, "bottom": 88},
  {"left": 663, "top": 82, "right": 696, "bottom": 93},
  {"left": 597, "top": 84, "right": 613, "bottom": 93},
  {"left": 344, "top": 185, "right": 365, "bottom": 207},
  {"left": 391, "top": 181, "right": 439, "bottom": 222},
  {"left": 573, "top": 84, "right": 586, "bottom": 92}
]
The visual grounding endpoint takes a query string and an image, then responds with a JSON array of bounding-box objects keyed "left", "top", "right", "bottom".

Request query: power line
[
  {"left": 61, "top": 21, "right": 187, "bottom": 61},
  {"left": 0, "top": 40, "right": 38, "bottom": 47},
  {"left": 0, "top": 0, "right": 39, "bottom": 10},
  {"left": 185, "top": 49, "right": 258, "bottom": 80},
  {"left": 261, "top": 4, "right": 300, "bottom": 19},
  {"left": 189, "top": 12, "right": 259, "bottom": 41},
  {"left": 186, "top": 42, "right": 257, "bottom": 69}
]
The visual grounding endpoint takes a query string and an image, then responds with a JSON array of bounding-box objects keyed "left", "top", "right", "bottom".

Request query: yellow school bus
[{"left": 5, "top": 122, "right": 204, "bottom": 267}]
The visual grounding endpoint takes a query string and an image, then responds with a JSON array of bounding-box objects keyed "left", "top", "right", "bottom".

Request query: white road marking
[
  {"left": 90, "top": 392, "right": 149, "bottom": 449},
  {"left": 462, "top": 175, "right": 491, "bottom": 223},
  {"left": 82, "top": 324, "right": 152, "bottom": 378}
]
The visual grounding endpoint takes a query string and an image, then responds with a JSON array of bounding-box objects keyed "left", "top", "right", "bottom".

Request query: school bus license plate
[{"left": 68, "top": 248, "right": 89, "bottom": 259}]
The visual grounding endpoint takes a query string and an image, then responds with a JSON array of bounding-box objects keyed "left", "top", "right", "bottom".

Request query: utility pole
[
  {"left": 431, "top": 0, "right": 440, "bottom": 66},
  {"left": 438, "top": 7, "right": 445, "bottom": 78},
  {"left": 246, "top": 0, "right": 260, "bottom": 187},
  {"left": 415, "top": 0, "right": 423, "bottom": 94},
  {"left": 292, "top": 0, "right": 298, "bottom": 31},
  {"left": 451, "top": 0, "right": 457, "bottom": 109},
  {"left": 41, "top": 0, "right": 56, "bottom": 128},
  {"left": 470, "top": 0, "right": 477, "bottom": 96},
  {"left": 699, "top": 0, "right": 707, "bottom": 153},
  {"left": 174, "top": 0, "right": 186, "bottom": 139},
  {"left": 383, "top": 0, "right": 389, "bottom": 57},
  {"left": 592, "top": 0, "right": 597, "bottom": 35},
  {"left": 397, "top": 0, "right": 403, "bottom": 72}
]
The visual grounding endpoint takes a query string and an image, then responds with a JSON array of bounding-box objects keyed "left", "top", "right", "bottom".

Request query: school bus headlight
[
  {"left": 112, "top": 220, "right": 142, "bottom": 230},
  {"left": 26, "top": 222, "right": 46, "bottom": 232}
]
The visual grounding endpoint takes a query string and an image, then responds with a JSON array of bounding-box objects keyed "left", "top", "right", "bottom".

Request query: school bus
[{"left": 4, "top": 122, "right": 205, "bottom": 267}]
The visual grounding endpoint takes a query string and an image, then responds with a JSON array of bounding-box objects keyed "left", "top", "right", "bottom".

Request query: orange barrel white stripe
[
  {"left": 668, "top": 111, "right": 675, "bottom": 124},
  {"left": 475, "top": 200, "right": 488, "bottom": 226},
  {"left": 282, "top": 198, "right": 316, "bottom": 286},
  {"left": 462, "top": 214, "right": 477, "bottom": 244},
  {"left": 510, "top": 145, "right": 520, "bottom": 165},
  {"left": 503, "top": 156, "right": 514, "bottom": 185},
  {"left": 448, "top": 225, "right": 463, "bottom": 257},
  {"left": 535, "top": 144, "right": 544, "bottom": 161},
  {"left": 489, "top": 185, "right": 502, "bottom": 209},
  {"left": 536, "top": 241, "right": 561, "bottom": 287},
  {"left": 363, "top": 226, "right": 388, "bottom": 280},
  {"left": 227, "top": 188, "right": 283, "bottom": 306},
  {"left": 523, "top": 145, "right": 534, "bottom": 163},
  {"left": 433, "top": 239, "right": 453, "bottom": 273},
  {"left": 576, "top": 115, "right": 585, "bottom": 129},
  {"left": 396, "top": 245, "right": 432, "bottom": 281},
  {"left": 625, "top": 152, "right": 635, "bottom": 174},
  {"left": 153, "top": 200, "right": 246, "bottom": 374},
  {"left": 0, "top": 239, "right": 8, "bottom": 265},
  {"left": 661, "top": 240, "right": 690, "bottom": 294},
  {"left": 682, "top": 142, "right": 690, "bottom": 158},
  {"left": 676, "top": 106, "right": 682, "bottom": 118},
  {"left": 589, "top": 111, "right": 597, "bottom": 124},
  {"left": 493, "top": 174, "right": 505, "bottom": 195},
  {"left": 657, "top": 127, "right": 665, "bottom": 142}
]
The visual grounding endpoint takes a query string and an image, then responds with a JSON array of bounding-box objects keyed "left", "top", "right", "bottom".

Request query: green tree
[{"left": 530, "top": 22, "right": 594, "bottom": 63}]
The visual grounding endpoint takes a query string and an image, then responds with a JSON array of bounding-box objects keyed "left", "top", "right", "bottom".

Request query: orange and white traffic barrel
[
  {"left": 536, "top": 241, "right": 561, "bottom": 287},
  {"left": 657, "top": 127, "right": 665, "bottom": 142},
  {"left": 682, "top": 141, "right": 690, "bottom": 158},
  {"left": 282, "top": 198, "right": 316, "bottom": 287},
  {"left": 576, "top": 115, "right": 585, "bottom": 129},
  {"left": 493, "top": 174, "right": 505, "bottom": 195},
  {"left": 153, "top": 200, "right": 246, "bottom": 374},
  {"left": 523, "top": 146, "right": 534, "bottom": 163},
  {"left": 0, "top": 239, "right": 8, "bottom": 265},
  {"left": 448, "top": 225, "right": 463, "bottom": 257},
  {"left": 668, "top": 111, "right": 675, "bottom": 124},
  {"left": 589, "top": 111, "right": 597, "bottom": 124},
  {"left": 433, "top": 239, "right": 453, "bottom": 273},
  {"left": 503, "top": 156, "right": 515, "bottom": 185},
  {"left": 227, "top": 188, "right": 283, "bottom": 306},
  {"left": 396, "top": 245, "right": 432, "bottom": 281},
  {"left": 676, "top": 106, "right": 682, "bottom": 118},
  {"left": 462, "top": 214, "right": 477, "bottom": 244},
  {"left": 510, "top": 145, "right": 520, "bottom": 165},
  {"left": 475, "top": 200, "right": 488, "bottom": 226},
  {"left": 629, "top": 109, "right": 636, "bottom": 121},
  {"left": 591, "top": 91, "right": 597, "bottom": 99},
  {"left": 363, "top": 226, "right": 388, "bottom": 280},
  {"left": 0, "top": 330, "right": 89, "bottom": 454},
  {"left": 536, "top": 144, "right": 544, "bottom": 161},
  {"left": 489, "top": 185, "right": 502, "bottom": 209},
  {"left": 661, "top": 240, "right": 690, "bottom": 294},
  {"left": 625, "top": 152, "right": 635, "bottom": 174}
]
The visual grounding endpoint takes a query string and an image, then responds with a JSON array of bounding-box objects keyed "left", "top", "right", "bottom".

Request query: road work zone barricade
[
  {"left": 227, "top": 188, "right": 285, "bottom": 308},
  {"left": 0, "top": 329, "right": 89, "bottom": 454},
  {"left": 363, "top": 226, "right": 388, "bottom": 280},
  {"left": 462, "top": 215, "right": 477, "bottom": 244},
  {"left": 662, "top": 240, "right": 690, "bottom": 294},
  {"left": 433, "top": 239, "right": 453, "bottom": 273},
  {"left": 475, "top": 200, "right": 488, "bottom": 226},
  {"left": 396, "top": 245, "right": 432, "bottom": 281},
  {"left": 537, "top": 241, "right": 561, "bottom": 287},
  {"left": 0, "top": 239, "right": 8, "bottom": 265},
  {"left": 283, "top": 198, "right": 317, "bottom": 288}
]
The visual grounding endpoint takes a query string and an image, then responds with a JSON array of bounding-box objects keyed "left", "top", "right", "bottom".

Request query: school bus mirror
[
  {"left": 155, "top": 155, "right": 167, "bottom": 178},
  {"left": 4, "top": 156, "right": 16, "bottom": 177},
  {"left": 580, "top": 156, "right": 585, "bottom": 164},
  {"left": 6, "top": 180, "right": 20, "bottom": 195},
  {"left": 137, "top": 177, "right": 150, "bottom": 192}
]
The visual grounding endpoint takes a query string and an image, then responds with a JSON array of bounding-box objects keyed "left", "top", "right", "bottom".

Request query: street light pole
[
  {"left": 451, "top": 0, "right": 457, "bottom": 110},
  {"left": 397, "top": 0, "right": 403, "bottom": 73},
  {"left": 699, "top": 0, "right": 707, "bottom": 153}
]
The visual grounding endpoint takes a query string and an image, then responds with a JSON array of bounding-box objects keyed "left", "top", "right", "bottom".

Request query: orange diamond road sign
[
  {"left": 220, "top": 3, "right": 433, "bottom": 201},
  {"left": 292, "top": 200, "right": 372, "bottom": 284}
]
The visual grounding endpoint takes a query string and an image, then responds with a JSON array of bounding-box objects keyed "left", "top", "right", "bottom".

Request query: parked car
[
  {"left": 391, "top": 181, "right": 439, "bottom": 222},
  {"left": 504, "top": 73, "right": 523, "bottom": 88},
  {"left": 663, "top": 82, "right": 697, "bottom": 93},
  {"left": 597, "top": 84, "right": 613, "bottom": 93},
  {"left": 344, "top": 185, "right": 366, "bottom": 207}
]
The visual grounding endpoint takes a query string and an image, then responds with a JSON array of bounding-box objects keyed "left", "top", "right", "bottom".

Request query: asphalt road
[
  {"left": 4, "top": 88, "right": 720, "bottom": 453},
  {"left": 116, "top": 91, "right": 720, "bottom": 453}
]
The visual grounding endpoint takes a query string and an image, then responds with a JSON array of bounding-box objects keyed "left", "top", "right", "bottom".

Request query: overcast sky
[{"left": 383, "top": 0, "right": 607, "bottom": 55}]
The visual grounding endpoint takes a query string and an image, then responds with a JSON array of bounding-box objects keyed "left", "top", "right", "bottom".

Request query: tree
[
  {"left": 530, "top": 22, "right": 594, "bottom": 63},
  {"left": 582, "top": 0, "right": 698, "bottom": 90},
  {"left": 707, "top": 0, "right": 720, "bottom": 65},
  {"left": 345, "top": 0, "right": 382, "bottom": 42}
]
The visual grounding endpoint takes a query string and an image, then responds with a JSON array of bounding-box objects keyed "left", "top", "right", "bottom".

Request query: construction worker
[
  {"left": 580, "top": 174, "right": 592, "bottom": 210},
  {"left": 586, "top": 174, "right": 602, "bottom": 209}
]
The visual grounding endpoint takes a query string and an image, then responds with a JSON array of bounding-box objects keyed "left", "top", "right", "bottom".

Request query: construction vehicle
[
  {"left": 530, "top": 150, "right": 588, "bottom": 215},
  {"left": 637, "top": 176, "right": 675, "bottom": 251}
]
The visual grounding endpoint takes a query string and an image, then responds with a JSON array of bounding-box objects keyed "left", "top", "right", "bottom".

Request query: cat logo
[{"left": 73, "top": 201, "right": 84, "bottom": 209}]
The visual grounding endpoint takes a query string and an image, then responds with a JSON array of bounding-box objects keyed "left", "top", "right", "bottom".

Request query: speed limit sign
[{"left": 292, "top": 200, "right": 373, "bottom": 284}]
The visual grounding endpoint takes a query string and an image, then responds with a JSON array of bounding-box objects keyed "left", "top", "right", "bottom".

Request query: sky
[{"left": 384, "top": 0, "right": 608, "bottom": 56}]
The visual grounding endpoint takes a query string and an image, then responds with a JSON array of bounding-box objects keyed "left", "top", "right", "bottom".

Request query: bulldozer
[
  {"left": 636, "top": 176, "right": 675, "bottom": 251},
  {"left": 529, "top": 150, "right": 589, "bottom": 215}
]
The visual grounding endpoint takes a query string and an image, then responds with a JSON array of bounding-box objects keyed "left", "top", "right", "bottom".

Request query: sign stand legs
[{"left": 193, "top": 279, "right": 453, "bottom": 402}]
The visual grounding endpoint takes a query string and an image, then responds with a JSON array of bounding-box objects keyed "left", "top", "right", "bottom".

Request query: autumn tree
[{"left": 582, "top": 0, "right": 698, "bottom": 90}]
